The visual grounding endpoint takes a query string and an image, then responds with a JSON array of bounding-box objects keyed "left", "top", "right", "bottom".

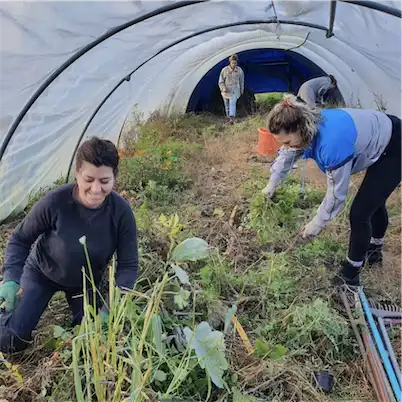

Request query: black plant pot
[{"left": 313, "top": 371, "right": 334, "bottom": 393}]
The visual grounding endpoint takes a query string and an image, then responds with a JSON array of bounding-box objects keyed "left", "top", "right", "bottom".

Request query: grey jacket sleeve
[
  {"left": 267, "top": 147, "right": 304, "bottom": 189},
  {"left": 310, "top": 159, "right": 353, "bottom": 229}
]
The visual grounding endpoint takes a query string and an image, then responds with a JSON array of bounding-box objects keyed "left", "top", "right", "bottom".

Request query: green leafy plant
[
  {"left": 171, "top": 237, "right": 210, "bottom": 263},
  {"left": 280, "top": 298, "right": 351, "bottom": 355},
  {"left": 246, "top": 177, "right": 323, "bottom": 245},
  {"left": 68, "top": 233, "right": 229, "bottom": 402},
  {"left": 155, "top": 213, "right": 185, "bottom": 257},
  {"left": 293, "top": 236, "right": 346, "bottom": 267},
  {"left": 254, "top": 339, "right": 288, "bottom": 360},
  {"left": 232, "top": 387, "right": 259, "bottom": 402},
  {"left": 118, "top": 144, "right": 192, "bottom": 195},
  {"left": 183, "top": 322, "right": 229, "bottom": 390}
]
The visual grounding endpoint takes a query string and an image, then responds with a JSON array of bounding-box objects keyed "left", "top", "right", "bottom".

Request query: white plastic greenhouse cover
[{"left": 0, "top": 0, "right": 401, "bottom": 222}]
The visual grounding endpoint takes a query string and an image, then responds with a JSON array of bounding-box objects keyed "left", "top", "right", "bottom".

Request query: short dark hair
[
  {"left": 75, "top": 136, "right": 119, "bottom": 176},
  {"left": 328, "top": 74, "right": 337, "bottom": 86}
]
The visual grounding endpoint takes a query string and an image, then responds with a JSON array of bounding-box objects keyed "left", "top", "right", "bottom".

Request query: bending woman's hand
[
  {"left": 261, "top": 183, "right": 276, "bottom": 199},
  {"left": 300, "top": 220, "right": 324, "bottom": 239}
]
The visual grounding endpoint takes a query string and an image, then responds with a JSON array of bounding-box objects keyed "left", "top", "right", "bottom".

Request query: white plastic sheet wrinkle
[{"left": 0, "top": 0, "right": 400, "bottom": 222}]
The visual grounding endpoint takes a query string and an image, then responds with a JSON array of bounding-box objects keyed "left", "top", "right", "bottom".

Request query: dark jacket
[{"left": 2, "top": 184, "right": 139, "bottom": 290}]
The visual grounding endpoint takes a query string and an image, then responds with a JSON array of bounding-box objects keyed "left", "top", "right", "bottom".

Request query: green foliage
[
  {"left": 232, "top": 387, "right": 259, "bottom": 402},
  {"left": 118, "top": 144, "right": 192, "bottom": 194},
  {"left": 283, "top": 298, "right": 352, "bottom": 354},
  {"left": 172, "top": 264, "right": 190, "bottom": 285},
  {"left": 127, "top": 111, "right": 222, "bottom": 144},
  {"left": 199, "top": 255, "right": 234, "bottom": 299},
  {"left": 241, "top": 166, "right": 267, "bottom": 198},
  {"left": 246, "top": 176, "right": 324, "bottom": 244},
  {"left": 255, "top": 92, "right": 284, "bottom": 114},
  {"left": 183, "top": 321, "right": 229, "bottom": 389},
  {"left": 142, "top": 180, "right": 182, "bottom": 206},
  {"left": 118, "top": 117, "right": 207, "bottom": 212},
  {"left": 256, "top": 298, "right": 353, "bottom": 359},
  {"left": 174, "top": 287, "right": 191, "bottom": 309},
  {"left": 26, "top": 176, "right": 65, "bottom": 211},
  {"left": 229, "top": 114, "right": 266, "bottom": 133},
  {"left": 156, "top": 213, "right": 185, "bottom": 255},
  {"left": 254, "top": 339, "right": 288, "bottom": 360},
  {"left": 171, "top": 237, "right": 210, "bottom": 263},
  {"left": 64, "top": 234, "right": 233, "bottom": 401},
  {"left": 293, "top": 235, "right": 346, "bottom": 267}
]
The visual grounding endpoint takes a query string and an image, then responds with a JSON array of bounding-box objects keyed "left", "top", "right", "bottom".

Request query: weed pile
[{"left": 0, "top": 109, "right": 399, "bottom": 402}]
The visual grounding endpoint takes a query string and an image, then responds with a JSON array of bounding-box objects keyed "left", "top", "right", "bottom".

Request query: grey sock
[
  {"left": 370, "top": 237, "right": 383, "bottom": 246},
  {"left": 347, "top": 257, "right": 363, "bottom": 267}
]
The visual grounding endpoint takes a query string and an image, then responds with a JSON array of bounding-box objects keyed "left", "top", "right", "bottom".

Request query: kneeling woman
[
  {"left": 0, "top": 137, "right": 139, "bottom": 353},
  {"left": 262, "top": 95, "right": 401, "bottom": 286}
]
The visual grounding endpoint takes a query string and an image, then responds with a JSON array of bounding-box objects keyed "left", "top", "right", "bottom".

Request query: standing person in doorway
[
  {"left": 261, "top": 94, "right": 401, "bottom": 287},
  {"left": 297, "top": 74, "right": 338, "bottom": 106},
  {"left": 218, "top": 54, "right": 245, "bottom": 123},
  {"left": 0, "top": 137, "right": 139, "bottom": 353}
]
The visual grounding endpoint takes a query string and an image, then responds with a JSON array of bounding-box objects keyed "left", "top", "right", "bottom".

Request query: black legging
[{"left": 348, "top": 115, "right": 401, "bottom": 262}]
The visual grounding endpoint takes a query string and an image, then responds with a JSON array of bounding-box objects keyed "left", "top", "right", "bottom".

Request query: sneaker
[
  {"left": 331, "top": 261, "right": 361, "bottom": 287},
  {"left": 366, "top": 244, "right": 383, "bottom": 267}
]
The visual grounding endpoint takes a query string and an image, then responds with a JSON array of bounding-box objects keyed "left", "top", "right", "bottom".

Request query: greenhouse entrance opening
[{"left": 186, "top": 48, "right": 335, "bottom": 117}]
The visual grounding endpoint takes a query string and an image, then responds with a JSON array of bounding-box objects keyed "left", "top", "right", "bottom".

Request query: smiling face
[
  {"left": 75, "top": 161, "right": 115, "bottom": 208},
  {"left": 274, "top": 130, "right": 303, "bottom": 149}
]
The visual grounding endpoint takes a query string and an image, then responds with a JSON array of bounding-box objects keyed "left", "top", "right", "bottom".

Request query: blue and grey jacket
[{"left": 267, "top": 108, "right": 393, "bottom": 229}]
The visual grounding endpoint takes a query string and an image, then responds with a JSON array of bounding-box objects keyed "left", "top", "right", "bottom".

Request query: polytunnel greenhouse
[{"left": 0, "top": 0, "right": 401, "bottom": 222}]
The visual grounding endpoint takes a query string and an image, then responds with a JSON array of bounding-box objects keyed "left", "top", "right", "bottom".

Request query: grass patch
[{"left": 255, "top": 92, "right": 283, "bottom": 114}]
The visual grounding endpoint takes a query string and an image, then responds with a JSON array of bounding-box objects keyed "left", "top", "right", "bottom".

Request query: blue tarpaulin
[{"left": 187, "top": 48, "right": 327, "bottom": 112}]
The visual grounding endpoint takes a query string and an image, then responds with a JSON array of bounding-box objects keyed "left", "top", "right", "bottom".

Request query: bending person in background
[
  {"left": 297, "top": 75, "right": 338, "bottom": 106},
  {"left": 0, "top": 137, "right": 139, "bottom": 353},
  {"left": 261, "top": 94, "right": 401, "bottom": 287},
  {"left": 218, "top": 53, "right": 245, "bottom": 123}
]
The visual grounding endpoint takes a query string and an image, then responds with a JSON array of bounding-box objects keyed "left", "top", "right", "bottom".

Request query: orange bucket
[{"left": 257, "top": 127, "right": 281, "bottom": 156}]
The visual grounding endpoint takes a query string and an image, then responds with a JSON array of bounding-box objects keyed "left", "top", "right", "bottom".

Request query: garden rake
[{"left": 339, "top": 285, "right": 401, "bottom": 402}]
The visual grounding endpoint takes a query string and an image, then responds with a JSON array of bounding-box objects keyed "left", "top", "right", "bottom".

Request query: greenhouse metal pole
[
  {"left": 66, "top": 19, "right": 330, "bottom": 182},
  {"left": 0, "top": 0, "right": 206, "bottom": 162},
  {"left": 338, "top": 0, "right": 401, "bottom": 18},
  {"left": 327, "top": 0, "right": 337, "bottom": 38},
  {"left": 116, "top": 114, "right": 130, "bottom": 150}
]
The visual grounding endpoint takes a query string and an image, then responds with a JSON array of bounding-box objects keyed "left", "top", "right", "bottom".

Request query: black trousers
[
  {"left": 348, "top": 115, "right": 401, "bottom": 262},
  {"left": 0, "top": 265, "right": 100, "bottom": 353}
]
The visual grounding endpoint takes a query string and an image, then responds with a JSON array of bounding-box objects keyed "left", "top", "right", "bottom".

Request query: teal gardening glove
[{"left": 0, "top": 281, "right": 21, "bottom": 312}]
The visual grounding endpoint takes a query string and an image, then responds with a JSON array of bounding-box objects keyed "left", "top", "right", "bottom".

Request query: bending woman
[
  {"left": 297, "top": 75, "right": 337, "bottom": 106},
  {"left": 0, "top": 137, "right": 139, "bottom": 353},
  {"left": 262, "top": 94, "right": 401, "bottom": 286}
]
